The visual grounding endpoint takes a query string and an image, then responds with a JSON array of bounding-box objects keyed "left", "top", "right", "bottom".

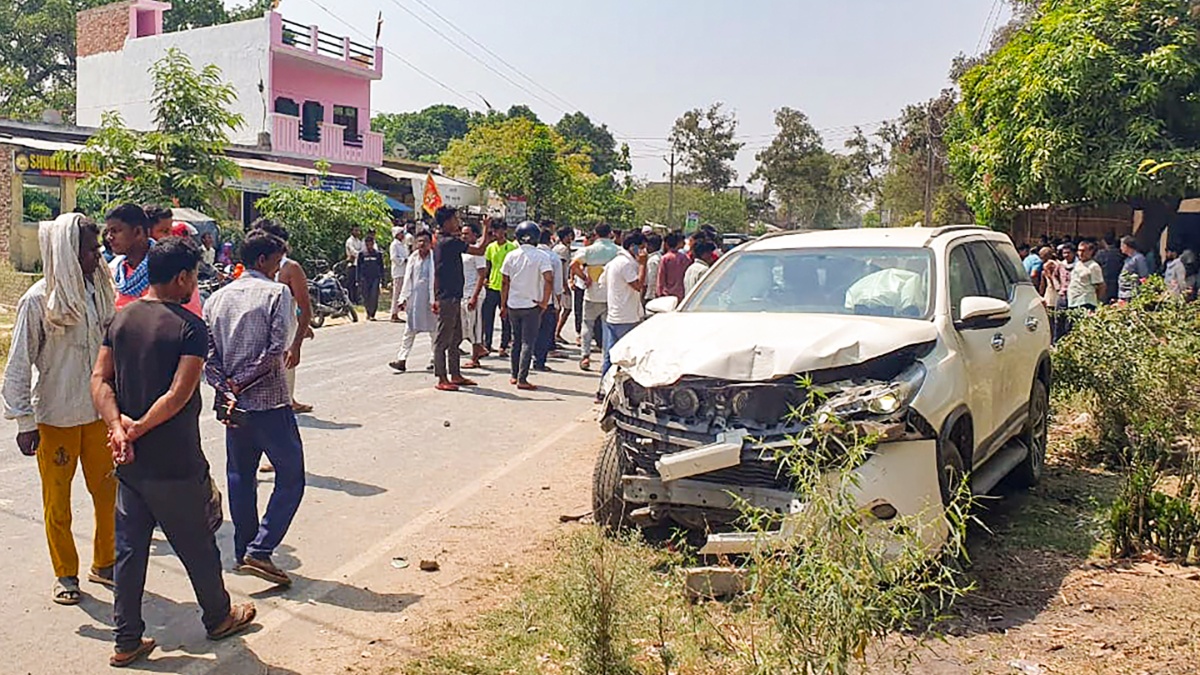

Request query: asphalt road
[{"left": 0, "top": 318, "right": 603, "bottom": 674}]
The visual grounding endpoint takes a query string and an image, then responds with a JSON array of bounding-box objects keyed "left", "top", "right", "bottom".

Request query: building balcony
[
  {"left": 271, "top": 112, "right": 384, "bottom": 168},
  {"left": 269, "top": 12, "right": 383, "bottom": 80}
]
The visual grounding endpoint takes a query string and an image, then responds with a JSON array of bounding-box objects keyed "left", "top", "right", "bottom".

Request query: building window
[
  {"left": 274, "top": 97, "right": 300, "bottom": 117},
  {"left": 301, "top": 101, "right": 324, "bottom": 142},
  {"left": 333, "top": 105, "right": 361, "bottom": 146}
]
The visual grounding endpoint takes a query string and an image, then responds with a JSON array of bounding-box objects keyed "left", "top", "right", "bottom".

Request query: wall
[
  {"left": 0, "top": 145, "right": 12, "bottom": 260},
  {"left": 77, "top": 16, "right": 272, "bottom": 146},
  {"left": 271, "top": 54, "right": 371, "bottom": 135},
  {"left": 76, "top": 1, "right": 132, "bottom": 58}
]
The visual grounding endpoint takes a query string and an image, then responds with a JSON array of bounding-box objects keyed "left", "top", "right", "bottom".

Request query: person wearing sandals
[
  {"left": 204, "top": 230, "right": 305, "bottom": 588},
  {"left": 2, "top": 214, "right": 118, "bottom": 606},
  {"left": 91, "top": 237, "right": 256, "bottom": 668}
]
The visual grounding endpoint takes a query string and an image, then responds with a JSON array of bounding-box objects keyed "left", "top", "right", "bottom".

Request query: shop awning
[{"left": 385, "top": 196, "right": 413, "bottom": 213}]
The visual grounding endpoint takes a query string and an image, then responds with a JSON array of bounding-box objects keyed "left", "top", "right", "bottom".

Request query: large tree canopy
[
  {"left": 949, "top": 0, "right": 1200, "bottom": 235},
  {"left": 555, "top": 111, "right": 630, "bottom": 177},
  {"left": 670, "top": 102, "right": 744, "bottom": 193},
  {"left": 751, "top": 107, "right": 856, "bottom": 228},
  {"left": 372, "top": 105, "right": 475, "bottom": 161}
]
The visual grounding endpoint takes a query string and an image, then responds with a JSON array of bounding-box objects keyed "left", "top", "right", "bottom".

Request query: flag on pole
[
  {"left": 375, "top": 11, "right": 383, "bottom": 44},
  {"left": 422, "top": 171, "right": 444, "bottom": 216}
]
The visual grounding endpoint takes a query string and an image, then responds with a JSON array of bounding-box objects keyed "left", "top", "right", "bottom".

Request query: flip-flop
[
  {"left": 53, "top": 577, "right": 81, "bottom": 606},
  {"left": 88, "top": 566, "right": 116, "bottom": 589},
  {"left": 110, "top": 638, "right": 156, "bottom": 668},
  {"left": 238, "top": 557, "right": 291, "bottom": 586},
  {"left": 207, "top": 603, "right": 257, "bottom": 641}
]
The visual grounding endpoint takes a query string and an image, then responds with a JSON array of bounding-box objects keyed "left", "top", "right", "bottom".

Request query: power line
[
  {"left": 975, "top": 0, "right": 1003, "bottom": 55},
  {"left": 301, "top": 0, "right": 477, "bottom": 107}
]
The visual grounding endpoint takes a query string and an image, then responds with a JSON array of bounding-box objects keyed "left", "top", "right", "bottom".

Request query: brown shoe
[
  {"left": 207, "top": 603, "right": 257, "bottom": 640},
  {"left": 110, "top": 638, "right": 156, "bottom": 667},
  {"left": 238, "top": 556, "right": 291, "bottom": 586}
]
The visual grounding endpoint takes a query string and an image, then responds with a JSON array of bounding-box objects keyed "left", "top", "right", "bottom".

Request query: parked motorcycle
[{"left": 308, "top": 259, "right": 358, "bottom": 328}]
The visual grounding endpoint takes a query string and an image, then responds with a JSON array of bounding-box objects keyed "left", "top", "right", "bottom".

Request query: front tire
[
  {"left": 1011, "top": 380, "right": 1049, "bottom": 488},
  {"left": 592, "top": 431, "right": 632, "bottom": 531},
  {"left": 938, "top": 437, "right": 967, "bottom": 508},
  {"left": 310, "top": 314, "right": 326, "bottom": 329}
]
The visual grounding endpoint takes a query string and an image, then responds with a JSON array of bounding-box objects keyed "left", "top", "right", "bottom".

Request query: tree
[
  {"left": 505, "top": 104, "right": 542, "bottom": 125},
  {"left": 555, "top": 112, "right": 630, "bottom": 177},
  {"left": 371, "top": 105, "right": 475, "bottom": 161},
  {"left": 631, "top": 183, "right": 747, "bottom": 233},
  {"left": 255, "top": 185, "right": 392, "bottom": 268},
  {"left": 879, "top": 91, "right": 972, "bottom": 227},
  {"left": 751, "top": 107, "right": 856, "bottom": 229},
  {"left": 949, "top": 0, "right": 1200, "bottom": 246},
  {"left": 669, "top": 102, "right": 744, "bottom": 193},
  {"left": 78, "top": 48, "right": 243, "bottom": 212},
  {"left": 843, "top": 126, "right": 887, "bottom": 218}
]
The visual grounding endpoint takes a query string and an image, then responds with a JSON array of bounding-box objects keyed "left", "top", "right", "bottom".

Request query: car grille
[{"left": 616, "top": 427, "right": 797, "bottom": 492}]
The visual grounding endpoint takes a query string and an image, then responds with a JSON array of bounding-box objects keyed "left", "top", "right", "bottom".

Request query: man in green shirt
[{"left": 481, "top": 219, "right": 518, "bottom": 357}]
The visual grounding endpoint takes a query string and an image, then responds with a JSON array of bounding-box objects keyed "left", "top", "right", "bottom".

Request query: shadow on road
[
  {"left": 305, "top": 472, "right": 387, "bottom": 497},
  {"left": 296, "top": 416, "right": 363, "bottom": 431},
  {"left": 249, "top": 572, "right": 422, "bottom": 615}
]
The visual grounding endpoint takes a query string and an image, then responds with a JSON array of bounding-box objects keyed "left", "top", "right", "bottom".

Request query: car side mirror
[
  {"left": 646, "top": 296, "right": 679, "bottom": 314},
  {"left": 958, "top": 296, "right": 1011, "bottom": 329}
]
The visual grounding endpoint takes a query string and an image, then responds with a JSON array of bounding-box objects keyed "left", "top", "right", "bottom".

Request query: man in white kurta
[{"left": 389, "top": 232, "right": 435, "bottom": 372}]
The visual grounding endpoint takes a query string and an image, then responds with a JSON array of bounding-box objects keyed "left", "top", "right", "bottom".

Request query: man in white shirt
[
  {"left": 600, "top": 231, "right": 649, "bottom": 398},
  {"left": 389, "top": 226, "right": 409, "bottom": 322},
  {"left": 501, "top": 222, "right": 554, "bottom": 390},
  {"left": 345, "top": 226, "right": 365, "bottom": 304},
  {"left": 683, "top": 239, "right": 716, "bottom": 297},
  {"left": 461, "top": 222, "right": 489, "bottom": 368},
  {"left": 1068, "top": 240, "right": 1105, "bottom": 311},
  {"left": 569, "top": 223, "right": 619, "bottom": 370},
  {"left": 3, "top": 214, "right": 118, "bottom": 605},
  {"left": 644, "top": 232, "right": 663, "bottom": 302}
]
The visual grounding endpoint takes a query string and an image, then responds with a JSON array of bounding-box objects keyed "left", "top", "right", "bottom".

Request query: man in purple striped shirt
[{"left": 204, "top": 230, "right": 303, "bottom": 588}]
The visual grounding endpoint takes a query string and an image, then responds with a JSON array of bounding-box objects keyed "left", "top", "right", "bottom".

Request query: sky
[{"left": 266, "top": 0, "right": 1011, "bottom": 183}]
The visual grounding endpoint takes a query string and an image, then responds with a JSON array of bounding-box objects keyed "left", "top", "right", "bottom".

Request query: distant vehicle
[
  {"left": 307, "top": 259, "right": 358, "bottom": 328},
  {"left": 721, "top": 233, "right": 753, "bottom": 251},
  {"left": 594, "top": 226, "right": 1052, "bottom": 556}
]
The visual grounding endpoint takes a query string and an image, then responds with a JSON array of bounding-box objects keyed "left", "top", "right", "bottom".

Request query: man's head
[
  {"left": 351, "top": 225, "right": 362, "bottom": 239},
  {"left": 394, "top": 225, "right": 406, "bottom": 242},
  {"left": 490, "top": 221, "right": 509, "bottom": 242},
  {"left": 1120, "top": 236, "right": 1138, "bottom": 257},
  {"left": 104, "top": 203, "right": 152, "bottom": 256},
  {"left": 1059, "top": 243, "right": 1076, "bottom": 262},
  {"left": 557, "top": 226, "right": 574, "bottom": 247},
  {"left": 515, "top": 221, "right": 541, "bottom": 246},
  {"left": 1104, "top": 231, "right": 1118, "bottom": 249},
  {"left": 415, "top": 230, "right": 432, "bottom": 255},
  {"left": 1166, "top": 245, "right": 1180, "bottom": 261},
  {"left": 241, "top": 230, "right": 288, "bottom": 278},
  {"left": 539, "top": 226, "right": 553, "bottom": 247},
  {"left": 622, "top": 231, "right": 646, "bottom": 255},
  {"left": 1018, "top": 243, "right": 1030, "bottom": 257},
  {"left": 201, "top": 232, "right": 214, "bottom": 248},
  {"left": 647, "top": 233, "right": 663, "bottom": 255},
  {"left": 462, "top": 221, "right": 481, "bottom": 244},
  {"left": 613, "top": 229, "right": 624, "bottom": 245},
  {"left": 1078, "top": 240, "right": 1097, "bottom": 262},
  {"left": 365, "top": 233, "right": 377, "bottom": 251},
  {"left": 693, "top": 239, "right": 717, "bottom": 263},
  {"left": 1039, "top": 246, "right": 1055, "bottom": 262},
  {"left": 78, "top": 218, "right": 103, "bottom": 277},
  {"left": 435, "top": 205, "right": 460, "bottom": 235},
  {"left": 144, "top": 205, "right": 173, "bottom": 241},
  {"left": 665, "top": 231, "right": 684, "bottom": 251},
  {"left": 147, "top": 236, "right": 202, "bottom": 302},
  {"left": 594, "top": 223, "right": 613, "bottom": 240}
]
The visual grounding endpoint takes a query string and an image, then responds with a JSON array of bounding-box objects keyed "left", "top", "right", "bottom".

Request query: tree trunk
[{"left": 1136, "top": 198, "right": 1181, "bottom": 255}]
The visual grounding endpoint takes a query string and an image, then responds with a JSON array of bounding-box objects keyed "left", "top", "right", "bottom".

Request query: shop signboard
[
  {"left": 505, "top": 196, "right": 527, "bottom": 225},
  {"left": 12, "top": 149, "right": 96, "bottom": 178},
  {"left": 229, "top": 168, "right": 305, "bottom": 194}
]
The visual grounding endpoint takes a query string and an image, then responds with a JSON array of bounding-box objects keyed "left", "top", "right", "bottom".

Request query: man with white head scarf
[{"left": 3, "top": 213, "right": 117, "bottom": 606}]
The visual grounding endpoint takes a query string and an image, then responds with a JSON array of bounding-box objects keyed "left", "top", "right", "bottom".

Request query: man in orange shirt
[{"left": 104, "top": 204, "right": 203, "bottom": 317}]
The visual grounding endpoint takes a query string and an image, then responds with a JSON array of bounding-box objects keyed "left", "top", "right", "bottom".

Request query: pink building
[{"left": 76, "top": 0, "right": 384, "bottom": 181}]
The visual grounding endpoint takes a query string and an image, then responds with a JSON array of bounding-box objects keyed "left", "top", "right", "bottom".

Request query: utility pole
[
  {"left": 664, "top": 149, "right": 677, "bottom": 226},
  {"left": 923, "top": 104, "right": 934, "bottom": 227}
]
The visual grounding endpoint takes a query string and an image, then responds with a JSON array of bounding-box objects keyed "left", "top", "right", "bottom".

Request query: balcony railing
[
  {"left": 276, "top": 15, "right": 382, "bottom": 75},
  {"left": 271, "top": 112, "right": 383, "bottom": 167}
]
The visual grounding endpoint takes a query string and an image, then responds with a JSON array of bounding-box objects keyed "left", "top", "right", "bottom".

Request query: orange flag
[{"left": 422, "top": 171, "right": 444, "bottom": 215}]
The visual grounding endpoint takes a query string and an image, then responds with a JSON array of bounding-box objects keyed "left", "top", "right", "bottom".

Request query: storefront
[
  {"left": 227, "top": 155, "right": 358, "bottom": 226},
  {"left": 1, "top": 137, "right": 94, "bottom": 271}
]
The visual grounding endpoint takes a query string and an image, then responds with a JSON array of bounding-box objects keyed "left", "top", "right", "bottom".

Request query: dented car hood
[{"left": 609, "top": 312, "right": 938, "bottom": 387}]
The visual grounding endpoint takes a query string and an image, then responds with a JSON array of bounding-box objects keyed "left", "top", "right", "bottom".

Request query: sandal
[
  {"left": 88, "top": 565, "right": 116, "bottom": 589},
  {"left": 238, "top": 556, "right": 291, "bottom": 586},
  {"left": 110, "top": 638, "right": 156, "bottom": 668},
  {"left": 207, "top": 603, "right": 257, "bottom": 641},
  {"left": 579, "top": 357, "right": 591, "bottom": 371},
  {"left": 53, "top": 577, "right": 81, "bottom": 606}
]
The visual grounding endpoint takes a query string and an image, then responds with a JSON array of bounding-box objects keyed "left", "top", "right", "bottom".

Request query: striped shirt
[{"left": 203, "top": 270, "right": 296, "bottom": 411}]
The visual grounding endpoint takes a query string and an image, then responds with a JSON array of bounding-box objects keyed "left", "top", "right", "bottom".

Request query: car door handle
[
  {"left": 991, "top": 333, "right": 1006, "bottom": 351},
  {"left": 1025, "top": 316, "right": 1039, "bottom": 332}
]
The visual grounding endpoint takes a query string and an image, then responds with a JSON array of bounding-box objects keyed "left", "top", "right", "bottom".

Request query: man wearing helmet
[{"left": 501, "top": 221, "right": 555, "bottom": 390}]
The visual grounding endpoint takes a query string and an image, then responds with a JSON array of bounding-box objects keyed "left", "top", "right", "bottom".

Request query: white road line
[{"left": 182, "top": 417, "right": 587, "bottom": 675}]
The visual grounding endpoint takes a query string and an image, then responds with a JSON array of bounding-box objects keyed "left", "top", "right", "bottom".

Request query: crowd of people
[
  {"left": 375, "top": 207, "right": 724, "bottom": 398},
  {"left": 2, "top": 206, "right": 317, "bottom": 667},
  {"left": 1016, "top": 232, "right": 1198, "bottom": 340}
]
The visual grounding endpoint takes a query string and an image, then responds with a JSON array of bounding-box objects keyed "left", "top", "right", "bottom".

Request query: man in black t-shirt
[
  {"left": 356, "top": 233, "right": 386, "bottom": 320},
  {"left": 91, "top": 237, "right": 256, "bottom": 668},
  {"left": 431, "top": 206, "right": 487, "bottom": 391}
]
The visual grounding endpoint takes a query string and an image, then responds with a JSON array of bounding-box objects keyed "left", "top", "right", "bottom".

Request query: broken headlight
[{"left": 820, "top": 363, "right": 926, "bottom": 420}]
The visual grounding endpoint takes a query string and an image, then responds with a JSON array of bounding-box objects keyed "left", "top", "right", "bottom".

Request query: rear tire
[
  {"left": 592, "top": 431, "right": 632, "bottom": 531},
  {"left": 1011, "top": 380, "right": 1049, "bottom": 488},
  {"left": 310, "top": 314, "right": 326, "bottom": 329},
  {"left": 938, "top": 437, "right": 967, "bottom": 508}
]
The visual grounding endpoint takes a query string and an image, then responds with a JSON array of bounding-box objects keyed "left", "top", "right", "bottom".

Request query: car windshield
[{"left": 683, "top": 246, "right": 934, "bottom": 319}]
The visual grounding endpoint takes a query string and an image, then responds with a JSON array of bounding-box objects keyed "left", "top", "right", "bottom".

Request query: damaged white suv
[{"left": 595, "top": 226, "right": 1051, "bottom": 553}]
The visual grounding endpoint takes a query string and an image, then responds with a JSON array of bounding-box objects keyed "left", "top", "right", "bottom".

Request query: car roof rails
[{"left": 925, "top": 224, "right": 987, "bottom": 244}]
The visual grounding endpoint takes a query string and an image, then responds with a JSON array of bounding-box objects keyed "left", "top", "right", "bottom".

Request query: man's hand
[
  {"left": 500, "top": 305, "right": 509, "bottom": 320},
  {"left": 637, "top": 250, "right": 649, "bottom": 265},
  {"left": 285, "top": 345, "right": 302, "bottom": 370},
  {"left": 109, "top": 424, "right": 134, "bottom": 465},
  {"left": 432, "top": 301, "right": 440, "bottom": 315},
  {"left": 399, "top": 301, "right": 407, "bottom": 312},
  {"left": 538, "top": 300, "right": 549, "bottom": 313},
  {"left": 16, "top": 430, "right": 39, "bottom": 457},
  {"left": 468, "top": 296, "right": 479, "bottom": 311},
  {"left": 121, "top": 415, "right": 144, "bottom": 442},
  {"left": 304, "top": 326, "right": 315, "bottom": 341},
  {"left": 227, "top": 379, "right": 242, "bottom": 397}
]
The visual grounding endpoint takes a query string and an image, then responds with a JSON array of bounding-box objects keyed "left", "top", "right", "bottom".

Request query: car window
[
  {"left": 992, "top": 242, "right": 1032, "bottom": 287},
  {"left": 948, "top": 245, "right": 979, "bottom": 322},
  {"left": 968, "top": 242, "right": 1010, "bottom": 301}
]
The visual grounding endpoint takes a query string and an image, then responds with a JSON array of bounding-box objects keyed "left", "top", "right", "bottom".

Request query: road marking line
[{"left": 182, "top": 417, "right": 588, "bottom": 674}]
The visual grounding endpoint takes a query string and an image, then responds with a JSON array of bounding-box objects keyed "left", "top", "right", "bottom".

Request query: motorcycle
[
  {"left": 307, "top": 259, "right": 358, "bottom": 328},
  {"left": 197, "top": 262, "right": 226, "bottom": 307}
]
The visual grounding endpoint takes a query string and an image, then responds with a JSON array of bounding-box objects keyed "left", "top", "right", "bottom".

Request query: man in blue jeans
[
  {"left": 599, "top": 232, "right": 649, "bottom": 401},
  {"left": 204, "top": 229, "right": 303, "bottom": 587}
]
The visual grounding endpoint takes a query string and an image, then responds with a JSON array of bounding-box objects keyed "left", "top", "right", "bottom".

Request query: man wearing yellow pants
[{"left": 3, "top": 213, "right": 117, "bottom": 605}]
